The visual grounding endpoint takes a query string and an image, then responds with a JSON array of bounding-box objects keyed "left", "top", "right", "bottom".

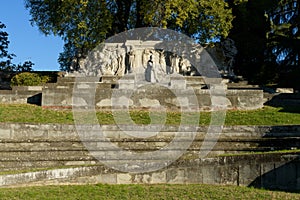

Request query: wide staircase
[{"left": 0, "top": 123, "right": 299, "bottom": 172}]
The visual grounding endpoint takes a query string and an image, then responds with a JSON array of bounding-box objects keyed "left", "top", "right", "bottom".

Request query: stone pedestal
[
  {"left": 118, "top": 74, "right": 136, "bottom": 89},
  {"left": 101, "top": 75, "right": 118, "bottom": 84},
  {"left": 170, "top": 75, "right": 186, "bottom": 90},
  {"left": 209, "top": 84, "right": 228, "bottom": 91}
]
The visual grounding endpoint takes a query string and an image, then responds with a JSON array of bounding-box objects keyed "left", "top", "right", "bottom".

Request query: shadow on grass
[{"left": 278, "top": 106, "right": 300, "bottom": 114}]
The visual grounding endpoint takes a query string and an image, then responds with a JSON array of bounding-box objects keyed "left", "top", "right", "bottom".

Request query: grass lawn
[
  {"left": 0, "top": 104, "right": 299, "bottom": 125},
  {"left": 0, "top": 184, "right": 299, "bottom": 200}
]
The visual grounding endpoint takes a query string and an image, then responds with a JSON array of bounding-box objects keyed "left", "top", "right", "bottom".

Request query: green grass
[
  {"left": 0, "top": 104, "right": 299, "bottom": 125},
  {"left": 0, "top": 104, "right": 73, "bottom": 124},
  {"left": 1, "top": 184, "right": 299, "bottom": 200},
  {"left": 0, "top": 184, "right": 299, "bottom": 200},
  {"left": 225, "top": 106, "right": 300, "bottom": 125}
]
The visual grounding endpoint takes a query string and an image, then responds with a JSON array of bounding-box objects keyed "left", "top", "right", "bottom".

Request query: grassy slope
[
  {"left": 0, "top": 184, "right": 299, "bottom": 200},
  {"left": 0, "top": 104, "right": 299, "bottom": 125}
]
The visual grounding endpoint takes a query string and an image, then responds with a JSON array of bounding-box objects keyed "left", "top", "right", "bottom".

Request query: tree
[
  {"left": 265, "top": 0, "right": 300, "bottom": 88},
  {"left": 15, "top": 61, "right": 34, "bottom": 72},
  {"left": 25, "top": 0, "right": 234, "bottom": 71},
  {"left": 266, "top": 0, "right": 300, "bottom": 68},
  {"left": 227, "top": 0, "right": 300, "bottom": 85},
  {"left": 227, "top": 0, "right": 277, "bottom": 83},
  {"left": 0, "top": 21, "right": 15, "bottom": 71},
  {"left": 0, "top": 21, "right": 34, "bottom": 72}
]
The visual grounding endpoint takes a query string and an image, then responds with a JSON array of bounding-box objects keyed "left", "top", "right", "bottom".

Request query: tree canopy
[
  {"left": 227, "top": 0, "right": 299, "bottom": 85},
  {"left": 266, "top": 0, "right": 300, "bottom": 68},
  {"left": 25, "top": 0, "right": 299, "bottom": 87},
  {"left": 25, "top": 0, "right": 233, "bottom": 71}
]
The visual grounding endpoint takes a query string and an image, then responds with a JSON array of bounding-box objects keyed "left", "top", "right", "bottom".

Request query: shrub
[{"left": 10, "top": 72, "right": 50, "bottom": 86}]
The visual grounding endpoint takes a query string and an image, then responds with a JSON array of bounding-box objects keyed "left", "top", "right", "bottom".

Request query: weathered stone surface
[
  {"left": 0, "top": 75, "right": 265, "bottom": 110},
  {"left": 0, "top": 123, "right": 300, "bottom": 190},
  {"left": 139, "top": 98, "right": 161, "bottom": 107},
  {"left": 117, "top": 174, "right": 132, "bottom": 184},
  {"left": 0, "top": 153, "right": 299, "bottom": 191},
  {"left": 276, "top": 88, "right": 294, "bottom": 93}
]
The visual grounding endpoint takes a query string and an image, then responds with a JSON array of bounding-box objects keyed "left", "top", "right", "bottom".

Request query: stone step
[
  {"left": 2, "top": 131, "right": 300, "bottom": 142},
  {"left": 0, "top": 137, "right": 299, "bottom": 150},
  {"left": 0, "top": 144, "right": 297, "bottom": 163}
]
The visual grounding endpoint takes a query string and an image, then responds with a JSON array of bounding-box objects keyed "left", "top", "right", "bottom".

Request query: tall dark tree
[
  {"left": 266, "top": 0, "right": 300, "bottom": 67},
  {"left": 266, "top": 0, "right": 300, "bottom": 88},
  {"left": 228, "top": 0, "right": 300, "bottom": 85},
  {"left": 227, "top": 0, "right": 276, "bottom": 83}
]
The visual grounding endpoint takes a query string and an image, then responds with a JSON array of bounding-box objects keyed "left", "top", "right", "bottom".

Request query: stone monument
[{"left": 71, "top": 40, "right": 197, "bottom": 89}]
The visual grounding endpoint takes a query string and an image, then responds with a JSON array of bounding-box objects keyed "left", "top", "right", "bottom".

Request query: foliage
[
  {"left": 15, "top": 61, "right": 34, "bottom": 72},
  {"left": 25, "top": 0, "right": 114, "bottom": 71},
  {"left": 265, "top": 0, "right": 300, "bottom": 87},
  {"left": 0, "top": 21, "right": 15, "bottom": 71},
  {"left": 266, "top": 0, "right": 300, "bottom": 67},
  {"left": 227, "top": 0, "right": 273, "bottom": 83},
  {"left": 58, "top": 41, "right": 80, "bottom": 71},
  {"left": 0, "top": 21, "right": 35, "bottom": 72},
  {"left": 10, "top": 72, "right": 50, "bottom": 86},
  {"left": 227, "top": 0, "right": 300, "bottom": 85},
  {"left": 25, "top": 0, "right": 233, "bottom": 71}
]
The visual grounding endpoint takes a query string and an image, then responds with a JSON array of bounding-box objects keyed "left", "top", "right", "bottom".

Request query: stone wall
[
  {"left": 0, "top": 76, "right": 264, "bottom": 110},
  {"left": 0, "top": 123, "right": 299, "bottom": 190},
  {"left": 0, "top": 154, "right": 299, "bottom": 191},
  {"left": 42, "top": 76, "right": 264, "bottom": 110},
  {"left": 0, "top": 86, "right": 42, "bottom": 105}
]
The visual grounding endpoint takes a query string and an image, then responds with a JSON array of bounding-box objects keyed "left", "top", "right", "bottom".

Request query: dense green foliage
[
  {"left": 25, "top": 0, "right": 233, "bottom": 71},
  {"left": 0, "top": 184, "right": 299, "bottom": 200},
  {"left": 10, "top": 72, "right": 50, "bottom": 86}
]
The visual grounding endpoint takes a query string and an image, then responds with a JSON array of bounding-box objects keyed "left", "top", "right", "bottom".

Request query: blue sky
[{"left": 0, "top": 1, "right": 64, "bottom": 71}]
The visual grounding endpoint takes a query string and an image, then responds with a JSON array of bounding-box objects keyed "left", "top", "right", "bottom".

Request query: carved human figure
[
  {"left": 127, "top": 47, "right": 135, "bottom": 73},
  {"left": 69, "top": 57, "right": 78, "bottom": 72},
  {"left": 111, "top": 54, "right": 119, "bottom": 75},
  {"left": 145, "top": 55, "right": 157, "bottom": 82},
  {"left": 99, "top": 51, "right": 113, "bottom": 75},
  {"left": 142, "top": 49, "right": 151, "bottom": 69},
  {"left": 158, "top": 50, "right": 166, "bottom": 73},
  {"left": 115, "top": 44, "right": 125, "bottom": 76},
  {"left": 180, "top": 58, "right": 192, "bottom": 76},
  {"left": 170, "top": 54, "right": 180, "bottom": 74},
  {"left": 222, "top": 38, "right": 237, "bottom": 76}
]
